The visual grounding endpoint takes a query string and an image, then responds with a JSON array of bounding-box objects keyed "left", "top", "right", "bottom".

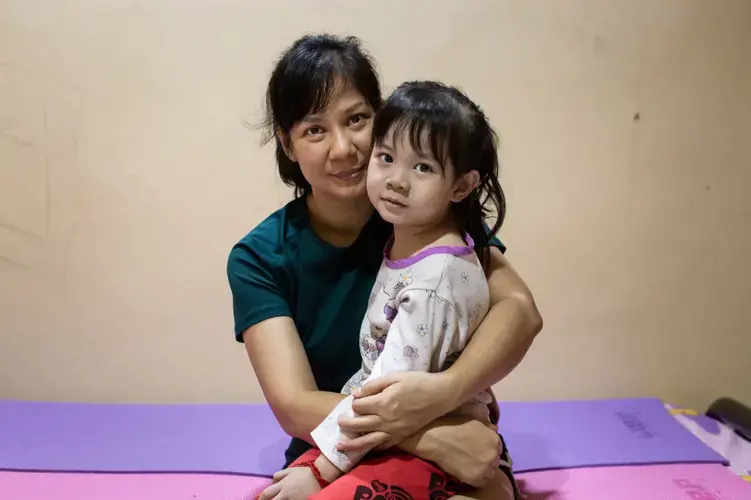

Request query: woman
[{"left": 227, "top": 33, "right": 542, "bottom": 499}]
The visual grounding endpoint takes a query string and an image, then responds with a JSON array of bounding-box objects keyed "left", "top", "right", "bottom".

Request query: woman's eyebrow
[
  {"left": 303, "top": 101, "right": 368, "bottom": 122},
  {"left": 341, "top": 101, "right": 368, "bottom": 115}
]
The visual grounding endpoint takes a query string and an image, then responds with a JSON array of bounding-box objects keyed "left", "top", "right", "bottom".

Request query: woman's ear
[
  {"left": 276, "top": 128, "right": 296, "bottom": 162},
  {"left": 451, "top": 170, "right": 480, "bottom": 203}
]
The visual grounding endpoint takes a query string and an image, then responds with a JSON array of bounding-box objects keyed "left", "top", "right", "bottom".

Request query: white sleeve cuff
[{"left": 309, "top": 395, "right": 366, "bottom": 473}]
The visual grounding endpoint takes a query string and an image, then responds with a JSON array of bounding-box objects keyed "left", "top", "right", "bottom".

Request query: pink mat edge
[{"left": 2, "top": 464, "right": 750, "bottom": 500}]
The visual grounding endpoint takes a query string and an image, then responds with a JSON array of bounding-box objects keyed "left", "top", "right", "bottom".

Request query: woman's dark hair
[
  {"left": 371, "top": 81, "right": 506, "bottom": 268},
  {"left": 262, "top": 34, "right": 382, "bottom": 197}
]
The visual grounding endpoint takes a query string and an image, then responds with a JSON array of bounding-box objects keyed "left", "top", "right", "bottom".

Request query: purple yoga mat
[
  {"left": 0, "top": 398, "right": 727, "bottom": 477},
  {"left": 499, "top": 398, "right": 727, "bottom": 472},
  {"left": 0, "top": 401, "right": 288, "bottom": 477}
]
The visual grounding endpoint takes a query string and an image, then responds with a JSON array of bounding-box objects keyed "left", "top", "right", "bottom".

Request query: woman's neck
[
  {"left": 390, "top": 220, "right": 465, "bottom": 261},
  {"left": 307, "top": 193, "right": 375, "bottom": 247}
]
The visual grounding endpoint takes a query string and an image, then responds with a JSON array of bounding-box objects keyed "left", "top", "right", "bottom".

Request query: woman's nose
[{"left": 329, "top": 128, "right": 356, "bottom": 160}]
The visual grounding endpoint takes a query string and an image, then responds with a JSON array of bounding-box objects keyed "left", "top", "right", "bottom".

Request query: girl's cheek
[
  {"left": 365, "top": 168, "right": 378, "bottom": 191},
  {"left": 366, "top": 175, "right": 380, "bottom": 204}
]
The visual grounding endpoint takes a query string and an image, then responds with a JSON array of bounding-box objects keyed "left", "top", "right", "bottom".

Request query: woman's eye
[
  {"left": 305, "top": 126, "right": 324, "bottom": 136},
  {"left": 415, "top": 163, "right": 433, "bottom": 173},
  {"left": 349, "top": 113, "right": 371, "bottom": 126},
  {"left": 379, "top": 153, "right": 393, "bottom": 163}
]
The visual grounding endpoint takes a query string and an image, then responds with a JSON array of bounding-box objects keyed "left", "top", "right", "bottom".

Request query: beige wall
[{"left": 1, "top": 0, "right": 749, "bottom": 410}]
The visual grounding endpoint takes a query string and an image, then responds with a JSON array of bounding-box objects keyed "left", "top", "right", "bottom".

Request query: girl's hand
[
  {"left": 337, "top": 371, "right": 456, "bottom": 452},
  {"left": 257, "top": 467, "right": 322, "bottom": 500}
]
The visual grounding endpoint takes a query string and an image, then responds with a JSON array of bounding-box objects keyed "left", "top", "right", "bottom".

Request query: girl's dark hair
[
  {"left": 262, "top": 34, "right": 382, "bottom": 197},
  {"left": 372, "top": 81, "right": 506, "bottom": 268}
]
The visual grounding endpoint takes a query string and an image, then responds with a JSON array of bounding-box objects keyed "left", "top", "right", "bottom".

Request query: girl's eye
[
  {"left": 305, "top": 126, "right": 324, "bottom": 136},
  {"left": 379, "top": 153, "right": 393, "bottom": 163},
  {"left": 415, "top": 163, "right": 434, "bottom": 173}
]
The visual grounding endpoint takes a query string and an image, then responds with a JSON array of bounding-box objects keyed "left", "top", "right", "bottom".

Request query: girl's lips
[{"left": 381, "top": 197, "right": 407, "bottom": 208}]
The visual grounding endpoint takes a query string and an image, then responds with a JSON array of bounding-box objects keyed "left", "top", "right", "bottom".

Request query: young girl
[{"left": 260, "top": 80, "right": 518, "bottom": 499}]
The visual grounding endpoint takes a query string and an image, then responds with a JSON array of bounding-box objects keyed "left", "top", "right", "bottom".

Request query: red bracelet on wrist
[{"left": 291, "top": 460, "right": 330, "bottom": 489}]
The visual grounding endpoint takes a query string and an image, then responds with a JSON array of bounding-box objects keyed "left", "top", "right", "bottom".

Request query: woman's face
[{"left": 284, "top": 85, "right": 375, "bottom": 201}]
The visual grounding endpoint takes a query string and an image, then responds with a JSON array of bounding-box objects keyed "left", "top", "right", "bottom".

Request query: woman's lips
[{"left": 333, "top": 165, "right": 365, "bottom": 180}]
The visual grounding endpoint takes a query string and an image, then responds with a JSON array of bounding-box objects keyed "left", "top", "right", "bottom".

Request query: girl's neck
[
  {"left": 390, "top": 220, "right": 465, "bottom": 261},
  {"left": 307, "top": 192, "right": 375, "bottom": 247}
]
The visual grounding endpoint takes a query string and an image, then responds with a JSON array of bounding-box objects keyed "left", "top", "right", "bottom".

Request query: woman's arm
[
  {"left": 399, "top": 416, "right": 503, "bottom": 487},
  {"left": 441, "top": 246, "right": 543, "bottom": 409},
  {"left": 247, "top": 316, "right": 504, "bottom": 486},
  {"left": 243, "top": 316, "right": 345, "bottom": 443}
]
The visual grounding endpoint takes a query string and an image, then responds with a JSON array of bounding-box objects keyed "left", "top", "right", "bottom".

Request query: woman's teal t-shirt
[{"left": 226, "top": 196, "right": 505, "bottom": 466}]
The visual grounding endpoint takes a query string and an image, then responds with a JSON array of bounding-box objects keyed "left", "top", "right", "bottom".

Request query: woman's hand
[
  {"left": 336, "top": 371, "right": 457, "bottom": 452},
  {"left": 401, "top": 415, "right": 502, "bottom": 488},
  {"left": 418, "top": 416, "right": 503, "bottom": 488}
]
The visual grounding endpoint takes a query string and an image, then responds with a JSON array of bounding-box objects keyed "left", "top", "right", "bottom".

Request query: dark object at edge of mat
[{"left": 706, "top": 397, "right": 751, "bottom": 441}]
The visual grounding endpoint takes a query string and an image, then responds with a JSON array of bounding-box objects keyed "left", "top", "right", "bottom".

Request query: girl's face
[
  {"left": 283, "top": 85, "right": 375, "bottom": 201},
  {"left": 367, "top": 130, "right": 478, "bottom": 229}
]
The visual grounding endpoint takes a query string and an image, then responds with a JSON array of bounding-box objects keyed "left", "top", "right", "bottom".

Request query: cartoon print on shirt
[
  {"left": 397, "top": 269, "right": 414, "bottom": 287},
  {"left": 381, "top": 283, "right": 398, "bottom": 322},
  {"left": 381, "top": 268, "right": 414, "bottom": 322},
  {"left": 403, "top": 346, "right": 419, "bottom": 359},
  {"left": 375, "top": 336, "right": 385, "bottom": 354},
  {"left": 331, "top": 446, "right": 349, "bottom": 462},
  {"left": 342, "top": 370, "right": 367, "bottom": 395},
  {"left": 468, "top": 302, "right": 486, "bottom": 329},
  {"left": 360, "top": 337, "right": 379, "bottom": 362}
]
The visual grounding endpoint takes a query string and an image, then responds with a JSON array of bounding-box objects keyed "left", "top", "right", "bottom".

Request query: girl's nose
[{"left": 385, "top": 174, "right": 408, "bottom": 194}]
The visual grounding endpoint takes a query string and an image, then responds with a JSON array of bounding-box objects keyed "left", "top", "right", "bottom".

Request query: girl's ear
[
  {"left": 451, "top": 170, "right": 480, "bottom": 203},
  {"left": 276, "top": 128, "right": 296, "bottom": 162}
]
